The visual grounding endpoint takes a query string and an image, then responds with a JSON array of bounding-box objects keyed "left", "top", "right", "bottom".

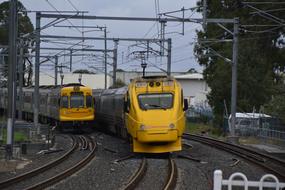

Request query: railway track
[
  {"left": 183, "top": 133, "right": 285, "bottom": 180},
  {"left": 122, "top": 157, "right": 178, "bottom": 190},
  {"left": 0, "top": 135, "right": 96, "bottom": 190}
]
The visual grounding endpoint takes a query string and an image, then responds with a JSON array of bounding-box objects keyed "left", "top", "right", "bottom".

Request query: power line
[
  {"left": 45, "top": 0, "right": 82, "bottom": 34},
  {"left": 154, "top": 0, "right": 160, "bottom": 37},
  {"left": 66, "top": 0, "right": 79, "bottom": 12},
  {"left": 242, "top": 2, "right": 285, "bottom": 5}
]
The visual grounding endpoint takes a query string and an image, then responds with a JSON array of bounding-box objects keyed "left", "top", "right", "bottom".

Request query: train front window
[
  {"left": 70, "top": 92, "right": 84, "bottom": 108},
  {"left": 86, "top": 95, "right": 93, "bottom": 108},
  {"left": 60, "top": 96, "right": 68, "bottom": 108},
  {"left": 138, "top": 93, "right": 173, "bottom": 110}
]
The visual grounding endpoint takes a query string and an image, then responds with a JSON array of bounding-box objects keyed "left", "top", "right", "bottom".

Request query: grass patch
[
  {"left": 0, "top": 116, "right": 6, "bottom": 122},
  {"left": 186, "top": 121, "right": 224, "bottom": 139},
  {"left": 186, "top": 122, "right": 211, "bottom": 134},
  {"left": 239, "top": 137, "right": 261, "bottom": 144},
  {"left": 0, "top": 129, "right": 28, "bottom": 144}
]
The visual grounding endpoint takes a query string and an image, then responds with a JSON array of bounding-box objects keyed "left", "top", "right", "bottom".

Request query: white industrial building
[
  {"left": 39, "top": 73, "right": 111, "bottom": 89},
  {"left": 174, "top": 73, "right": 210, "bottom": 108}
]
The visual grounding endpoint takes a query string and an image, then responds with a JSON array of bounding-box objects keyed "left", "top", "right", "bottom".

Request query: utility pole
[
  {"left": 18, "top": 43, "right": 24, "bottom": 120},
  {"left": 141, "top": 61, "right": 147, "bottom": 77},
  {"left": 69, "top": 50, "right": 72, "bottom": 72},
  {"left": 60, "top": 65, "right": 64, "bottom": 86},
  {"left": 6, "top": 0, "right": 18, "bottom": 159},
  {"left": 167, "top": 38, "right": 172, "bottom": 76},
  {"left": 201, "top": 0, "right": 239, "bottom": 142},
  {"left": 113, "top": 40, "right": 118, "bottom": 86},
  {"left": 160, "top": 20, "right": 166, "bottom": 56},
  {"left": 104, "top": 28, "right": 107, "bottom": 89},
  {"left": 203, "top": 0, "right": 207, "bottom": 31},
  {"left": 55, "top": 56, "right": 58, "bottom": 85},
  {"left": 34, "top": 12, "right": 41, "bottom": 136},
  {"left": 230, "top": 18, "right": 239, "bottom": 138}
]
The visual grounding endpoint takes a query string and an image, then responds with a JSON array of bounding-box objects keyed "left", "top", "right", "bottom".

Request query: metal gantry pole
[
  {"left": 18, "top": 44, "right": 24, "bottom": 120},
  {"left": 104, "top": 28, "right": 107, "bottom": 89},
  {"left": 34, "top": 12, "right": 41, "bottom": 136},
  {"left": 202, "top": 0, "right": 207, "bottom": 31},
  {"left": 6, "top": 0, "right": 18, "bottom": 159},
  {"left": 113, "top": 40, "right": 118, "bottom": 86},
  {"left": 55, "top": 56, "right": 58, "bottom": 85},
  {"left": 230, "top": 18, "right": 239, "bottom": 137},
  {"left": 167, "top": 38, "right": 172, "bottom": 76},
  {"left": 69, "top": 50, "right": 72, "bottom": 72}
]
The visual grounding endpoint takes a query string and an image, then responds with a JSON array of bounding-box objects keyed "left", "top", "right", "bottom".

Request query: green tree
[
  {"left": 73, "top": 69, "right": 95, "bottom": 74},
  {"left": 195, "top": 0, "right": 285, "bottom": 127},
  {"left": 0, "top": 1, "right": 34, "bottom": 86},
  {"left": 265, "top": 80, "right": 285, "bottom": 122},
  {"left": 187, "top": 68, "right": 198, "bottom": 73}
]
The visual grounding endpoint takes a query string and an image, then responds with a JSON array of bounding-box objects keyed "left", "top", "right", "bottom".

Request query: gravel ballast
[
  {"left": 0, "top": 135, "right": 73, "bottom": 182},
  {"left": 175, "top": 140, "right": 268, "bottom": 190}
]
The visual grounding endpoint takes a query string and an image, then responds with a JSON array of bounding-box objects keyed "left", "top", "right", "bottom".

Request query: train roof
[
  {"left": 62, "top": 83, "right": 85, "bottom": 87},
  {"left": 132, "top": 75, "right": 175, "bottom": 82},
  {"left": 229, "top": 113, "right": 272, "bottom": 119},
  {"left": 100, "top": 86, "right": 128, "bottom": 95}
]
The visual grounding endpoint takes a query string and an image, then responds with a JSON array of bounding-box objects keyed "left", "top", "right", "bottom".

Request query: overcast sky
[{"left": 2, "top": 0, "right": 202, "bottom": 75}]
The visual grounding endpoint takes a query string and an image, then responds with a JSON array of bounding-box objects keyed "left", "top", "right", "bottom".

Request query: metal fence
[
  {"left": 213, "top": 170, "right": 285, "bottom": 190},
  {"left": 186, "top": 106, "right": 213, "bottom": 123},
  {"left": 237, "top": 126, "right": 285, "bottom": 143}
]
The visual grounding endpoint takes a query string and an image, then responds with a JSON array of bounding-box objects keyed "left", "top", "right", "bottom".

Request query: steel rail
[
  {"left": 183, "top": 133, "right": 285, "bottom": 180},
  {"left": 79, "top": 135, "right": 88, "bottom": 150},
  {"left": 163, "top": 158, "right": 178, "bottom": 190},
  {"left": 24, "top": 135, "right": 97, "bottom": 190},
  {"left": 0, "top": 135, "right": 77, "bottom": 189},
  {"left": 122, "top": 157, "right": 147, "bottom": 190}
]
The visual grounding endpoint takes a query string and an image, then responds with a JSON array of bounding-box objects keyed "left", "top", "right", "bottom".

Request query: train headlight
[
  {"left": 140, "top": 124, "right": 146, "bottom": 131},
  {"left": 169, "top": 123, "right": 175, "bottom": 129},
  {"left": 136, "top": 82, "right": 147, "bottom": 87}
]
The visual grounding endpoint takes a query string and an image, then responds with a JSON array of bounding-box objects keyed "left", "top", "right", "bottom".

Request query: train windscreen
[
  {"left": 138, "top": 93, "right": 173, "bottom": 110},
  {"left": 70, "top": 92, "right": 84, "bottom": 108}
]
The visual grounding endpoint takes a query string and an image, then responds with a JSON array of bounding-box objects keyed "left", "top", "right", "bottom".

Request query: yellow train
[
  {"left": 0, "top": 83, "right": 95, "bottom": 131},
  {"left": 94, "top": 76, "right": 188, "bottom": 153},
  {"left": 59, "top": 84, "right": 95, "bottom": 130}
]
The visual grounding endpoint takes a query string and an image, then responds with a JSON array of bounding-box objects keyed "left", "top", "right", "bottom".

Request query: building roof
[
  {"left": 174, "top": 73, "right": 203, "bottom": 80},
  {"left": 231, "top": 113, "right": 271, "bottom": 119}
]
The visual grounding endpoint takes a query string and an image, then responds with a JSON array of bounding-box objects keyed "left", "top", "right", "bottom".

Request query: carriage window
[
  {"left": 86, "top": 95, "right": 93, "bottom": 108},
  {"left": 70, "top": 92, "right": 84, "bottom": 108},
  {"left": 138, "top": 93, "right": 173, "bottom": 110},
  {"left": 60, "top": 96, "right": 68, "bottom": 108}
]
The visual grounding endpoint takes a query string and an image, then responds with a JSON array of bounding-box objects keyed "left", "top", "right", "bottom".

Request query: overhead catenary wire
[
  {"left": 66, "top": 0, "right": 79, "bottom": 12},
  {"left": 45, "top": 0, "right": 82, "bottom": 34}
]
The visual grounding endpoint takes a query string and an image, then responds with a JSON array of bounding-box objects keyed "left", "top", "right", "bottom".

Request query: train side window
[
  {"left": 60, "top": 96, "right": 68, "bottom": 108},
  {"left": 86, "top": 95, "right": 93, "bottom": 108}
]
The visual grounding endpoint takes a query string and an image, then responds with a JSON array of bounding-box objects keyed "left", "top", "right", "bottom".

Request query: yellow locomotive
[{"left": 94, "top": 76, "right": 188, "bottom": 153}]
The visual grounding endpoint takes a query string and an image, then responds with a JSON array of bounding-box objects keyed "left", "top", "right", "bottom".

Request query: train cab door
[{"left": 124, "top": 91, "right": 133, "bottom": 137}]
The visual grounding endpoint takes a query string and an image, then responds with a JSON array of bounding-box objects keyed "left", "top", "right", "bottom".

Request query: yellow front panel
[
  {"left": 133, "top": 137, "right": 182, "bottom": 153},
  {"left": 137, "top": 129, "right": 178, "bottom": 142},
  {"left": 60, "top": 108, "right": 94, "bottom": 121}
]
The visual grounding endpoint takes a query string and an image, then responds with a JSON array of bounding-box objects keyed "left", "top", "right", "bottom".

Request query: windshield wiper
[{"left": 147, "top": 104, "right": 167, "bottom": 110}]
